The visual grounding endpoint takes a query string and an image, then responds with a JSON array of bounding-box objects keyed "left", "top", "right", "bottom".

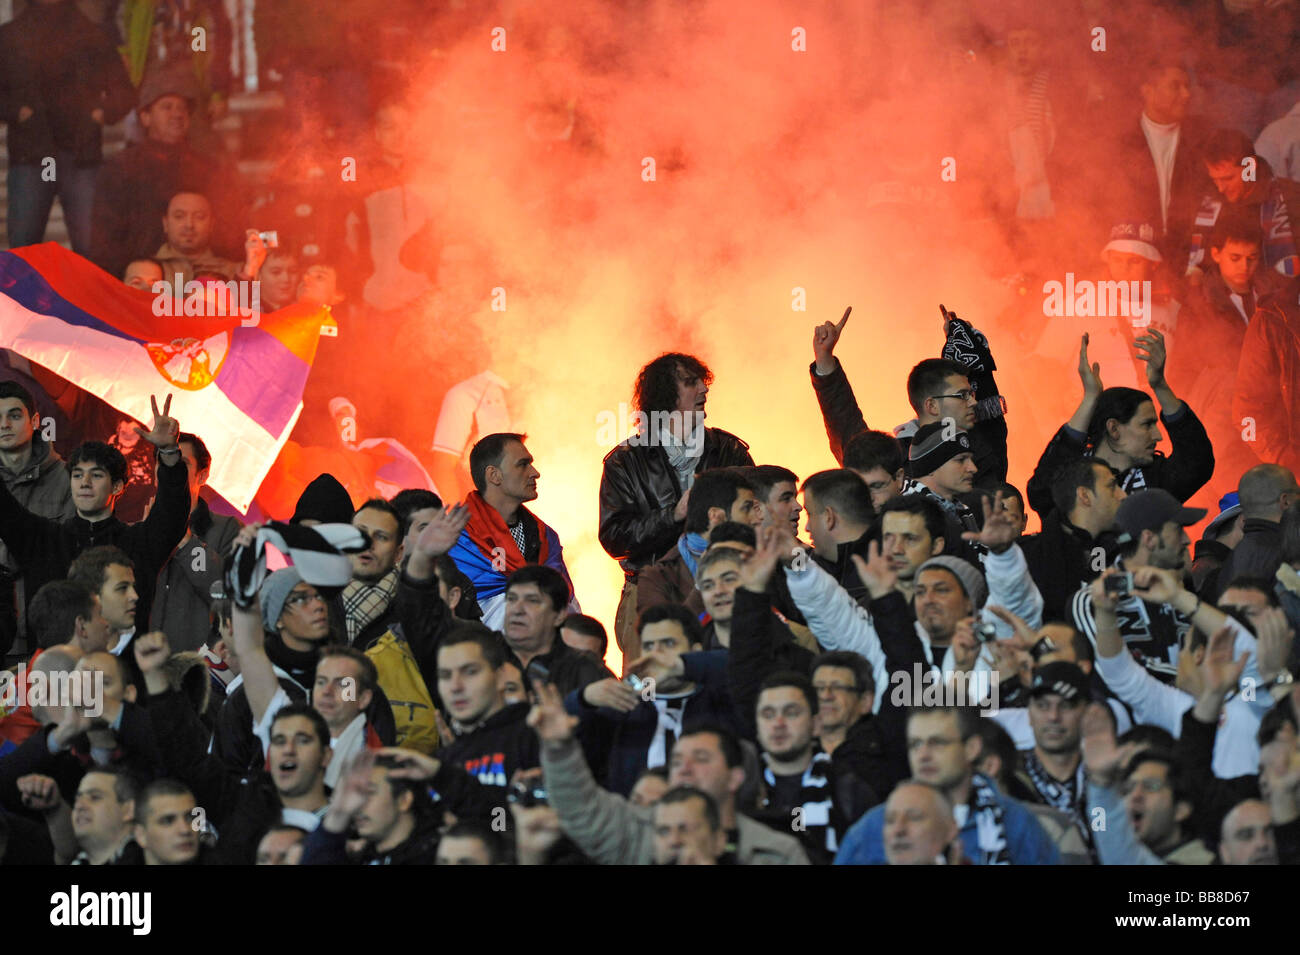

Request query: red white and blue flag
[{"left": 0, "top": 243, "right": 334, "bottom": 511}]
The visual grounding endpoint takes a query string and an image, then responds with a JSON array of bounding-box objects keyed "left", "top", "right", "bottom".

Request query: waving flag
[{"left": 0, "top": 243, "right": 334, "bottom": 511}]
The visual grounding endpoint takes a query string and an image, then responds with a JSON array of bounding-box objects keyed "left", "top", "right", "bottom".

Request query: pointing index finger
[{"left": 837, "top": 306, "right": 851, "bottom": 330}]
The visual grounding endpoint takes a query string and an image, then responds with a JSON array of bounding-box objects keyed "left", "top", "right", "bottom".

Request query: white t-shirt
[{"left": 1141, "top": 113, "right": 1181, "bottom": 233}]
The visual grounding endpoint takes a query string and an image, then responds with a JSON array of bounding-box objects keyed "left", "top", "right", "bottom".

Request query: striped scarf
[
  {"left": 1188, "top": 179, "right": 1299, "bottom": 277},
  {"left": 956, "top": 772, "right": 1011, "bottom": 865},
  {"left": 763, "top": 749, "right": 837, "bottom": 854},
  {"left": 342, "top": 569, "right": 397, "bottom": 644}
]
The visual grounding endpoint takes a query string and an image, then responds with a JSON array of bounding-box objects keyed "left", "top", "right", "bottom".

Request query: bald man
[
  {"left": 883, "top": 781, "right": 959, "bottom": 865},
  {"left": 1211, "top": 464, "right": 1300, "bottom": 600}
]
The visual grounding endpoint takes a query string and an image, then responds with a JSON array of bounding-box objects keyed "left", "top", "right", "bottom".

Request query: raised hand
[
  {"left": 243, "top": 229, "right": 268, "bottom": 279},
  {"left": 1081, "top": 702, "right": 1142, "bottom": 787},
  {"left": 850, "top": 539, "right": 897, "bottom": 600},
  {"left": 984, "top": 604, "right": 1037, "bottom": 648},
  {"left": 133, "top": 394, "right": 180, "bottom": 449},
  {"left": 377, "top": 747, "right": 441, "bottom": 782},
  {"left": 673, "top": 486, "right": 692, "bottom": 522},
  {"left": 1201, "top": 624, "right": 1247, "bottom": 700},
  {"left": 1253, "top": 606, "right": 1295, "bottom": 684},
  {"left": 961, "top": 492, "right": 1020, "bottom": 554},
  {"left": 1135, "top": 329, "right": 1167, "bottom": 388},
  {"left": 812, "top": 307, "right": 851, "bottom": 373},
  {"left": 133, "top": 631, "right": 172, "bottom": 696},
  {"left": 581, "top": 676, "right": 641, "bottom": 713},
  {"left": 739, "top": 523, "right": 786, "bottom": 593},
  {"left": 1130, "top": 565, "right": 1184, "bottom": 606},
  {"left": 16, "top": 774, "right": 63, "bottom": 813},
  {"left": 527, "top": 680, "right": 578, "bottom": 745},
  {"left": 325, "top": 748, "right": 377, "bottom": 830},
  {"left": 1077, "top": 334, "right": 1103, "bottom": 397},
  {"left": 949, "top": 617, "right": 980, "bottom": 673},
  {"left": 415, "top": 504, "right": 470, "bottom": 558}
]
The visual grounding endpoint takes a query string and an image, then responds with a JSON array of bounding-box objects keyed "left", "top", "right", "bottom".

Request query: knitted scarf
[
  {"left": 958, "top": 772, "right": 1011, "bottom": 865},
  {"left": 676, "top": 532, "right": 710, "bottom": 578},
  {"left": 341, "top": 569, "right": 397, "bottom": 645}
]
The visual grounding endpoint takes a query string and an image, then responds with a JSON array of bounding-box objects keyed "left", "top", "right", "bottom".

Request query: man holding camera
[{"left": 1071, "top": 489, "right": 1205, "bottom": 685}]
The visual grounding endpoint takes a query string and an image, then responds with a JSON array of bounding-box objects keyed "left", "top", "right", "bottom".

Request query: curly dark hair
[{"left": 633, "top": 352, "right": 712, "bottom": 416}]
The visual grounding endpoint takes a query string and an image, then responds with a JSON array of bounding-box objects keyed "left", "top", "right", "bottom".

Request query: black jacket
[
  {"left": 1102, "top": 117, "right": 1212, "bottom": 271},
  {"left": 567, "top": 650, "right": 738, "bottom": 796},
  {"left": 303, "top": 815, "right": 443, "bottom": 865},
  {"left": 146, "top": 688, "right": 299, "bottom": 866},
  {"left": 1019, "top": 516, "right": 1119, "bottom": 622},
  {"left": 599, "top": 427, "right": 753, "bottom": 577},
  {"left": 0, "top": 703, "right": 168, "bottom": 815},
  {"left": 0, "top": 455, "right": 190, "bottom": 633},
  {"left": 514, "top": 636, "right": 611, "bottom": 700},
  {"left": 808, "top": 336, "right": 1009, "bottom": 490},
  {"left": 440, "top": 702, "right": 539, "bottom": 796},
  {"left": 1212, "top": 518, "right": 1283, "bottom": 602},
  {"left": 0, "top": 0, "right": 135, "bottom": 167},
  {"left": 89, "top": 139, "right": 245, "bottom": 280},
  {"left": 1025, "top": 405, "right": 1214, "bottom": 520},
  {"left": 812, "top": 528, "right": 875, "bottom": 608}
]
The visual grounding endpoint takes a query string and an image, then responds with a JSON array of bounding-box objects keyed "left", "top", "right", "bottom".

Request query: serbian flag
[
  {"left": 0, "top": 244, "right": 334, "bottom": 511},
  {"left": 448, "top": 490, "right": 577, "bottom": 630}
]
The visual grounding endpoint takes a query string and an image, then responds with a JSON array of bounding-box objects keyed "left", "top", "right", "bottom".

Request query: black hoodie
[{"left": 441, "top": 702, "right": 539, "bottom": 791}]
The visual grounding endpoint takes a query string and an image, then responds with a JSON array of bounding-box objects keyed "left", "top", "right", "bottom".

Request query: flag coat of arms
[{"left": 0, "top": 244, "right": 334, "bottom": 511}]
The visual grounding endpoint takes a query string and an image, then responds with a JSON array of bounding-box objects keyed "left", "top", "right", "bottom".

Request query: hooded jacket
[
  {"left": 441, "top": 701, "right": 540, "bottom": 792},
  {"left": 599, "top": 427, "right": 753, "bottom": 578}
]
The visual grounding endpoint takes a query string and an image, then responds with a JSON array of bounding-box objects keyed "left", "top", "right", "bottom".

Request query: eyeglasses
[
  {"left": 812, "top": 682, "right": 860, "bottom": 695},
  {"left": 286, "top": 591, "right": 325, "bottom": 608},
  {"left": 1120, "top": 778, "right": 1169, "bottom": 796},
  {"left": 931, "top": 388, "right": 977, "bottom": 403}
]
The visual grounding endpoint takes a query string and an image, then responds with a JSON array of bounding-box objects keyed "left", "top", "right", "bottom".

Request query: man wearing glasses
[{"left": 810, "top": 308, "right": 1010, "bottom": 489}]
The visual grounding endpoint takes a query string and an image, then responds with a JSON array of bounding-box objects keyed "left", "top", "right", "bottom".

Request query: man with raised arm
[
  {"left": 0, "top": 394, "right": 189, "bottom": 640},
  {"left": 1026, "top": 333, "right": 1213, "bottom": 520}
]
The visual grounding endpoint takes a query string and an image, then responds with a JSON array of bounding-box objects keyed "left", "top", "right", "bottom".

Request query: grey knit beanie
[
  {"left": 260, "top": 567, "right": 304, "bottom": 633},
  {"left": 916, "top": 556, "right": 987, "bottom": 609}
]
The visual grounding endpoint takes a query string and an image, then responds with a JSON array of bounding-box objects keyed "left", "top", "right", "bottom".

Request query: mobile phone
[
  {"left": 1104, "top": 572, "right": 1133, "bottom": 599},
  {"left": 974, "top": 621, "right": 998, "bottom": 643},
  {"left": 258, "top": 230, "right": 280, "bottom": 248},
  {"left": 625, "top": 673, "right": 646, "bottom": 692}
]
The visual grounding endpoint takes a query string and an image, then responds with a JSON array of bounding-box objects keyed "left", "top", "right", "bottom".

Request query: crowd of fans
[{"left": 2, "top": 1, "right": 1300, "bottom": 867}]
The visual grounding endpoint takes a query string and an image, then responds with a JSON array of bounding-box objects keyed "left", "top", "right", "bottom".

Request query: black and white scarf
[
  {"left": 763, "top": 749, "right": 837, "bottom": 854},
  {"left": 956, "top": 772, "right": 1010, "bottom": 865}
]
